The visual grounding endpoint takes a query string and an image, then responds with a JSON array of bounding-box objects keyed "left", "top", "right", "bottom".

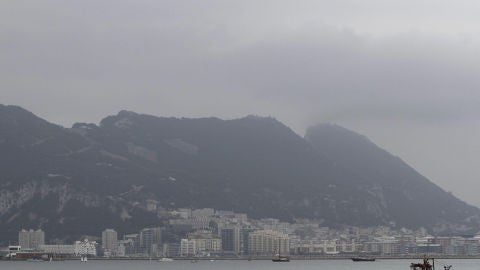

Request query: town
[{"left": 2, "top": 207, "right": 480, "bottom": 260}]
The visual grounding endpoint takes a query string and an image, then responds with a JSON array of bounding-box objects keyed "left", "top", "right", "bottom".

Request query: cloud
[
  {"left": 2, "top": 1, "right": 480, "bottom": 130},
  {"left": 3, "top": 0, "right": 480, "bottom": 206}
]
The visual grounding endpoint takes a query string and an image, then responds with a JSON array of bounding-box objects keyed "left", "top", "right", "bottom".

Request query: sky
[{"left": 2, "top": 1, "right": 480, "bottom": 206}]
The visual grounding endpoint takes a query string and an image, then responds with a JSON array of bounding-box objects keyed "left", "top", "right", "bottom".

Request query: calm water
[{"left": 0, "top": 259, "right": 477, "bottom": 270}]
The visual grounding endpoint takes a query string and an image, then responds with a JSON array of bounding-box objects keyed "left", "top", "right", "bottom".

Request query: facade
[
  {"left": 39, "top": 244, "right": 75, "bottom": 255},
  {"left": 180, "top": 237, "right": 221, "bottom": 256},
  {"left": 180, "top": 239, "right": 196, "bottom": 256},
  {"left": 18, "top": 229, "right": 45, "bottom": 250},
  {"left": 241, "top": 228, "right": 254, "bottom": 255},
  {"left": 102, "top": 229, "right": 118, "bottom": 256},
  {"left": 221, "top": 227, "right": 241, "bottom": 254},
  {"left": 74, "top": 239, "right": 97, "bottom": 256},
  {"left": 163, "top": 242, "right": 181, "bottom": 257},
  {"left": 122, "top": 234, "right": 140, "bottom": 255},
  {"left": 139, "top": 227, "right": 162, "bottom": 256},
  {"left": 248, "top": 230, "right": 290, "bottom": 255}
]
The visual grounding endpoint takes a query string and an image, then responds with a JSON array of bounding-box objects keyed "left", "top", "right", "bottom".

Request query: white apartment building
[
  {"left": 180, "top": 238, "right": 222, "bottom": 256},
  {"left": 180, "top": 239, "right": 196, "bottom": 256},
  {"left": 18, "top": 229, "right": 45, "bottom": 250},
  {"left": 248, "top": 230, "right": 290, "bottom": 255},
  {"left": 39, "top": 244, "right": 75, "bottom": 255}
]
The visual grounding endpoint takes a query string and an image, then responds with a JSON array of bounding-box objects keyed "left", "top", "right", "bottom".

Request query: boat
[
  {"left": 272, "top": 254, "right": 290, "bottom": 262},
  {"left": 158, "top": 257, "right": 174, "bottom": 262},
  {"left": 351, "top": 257, "right": 376, "bottom": 262},
  {"left": 410, "top": 255, "right": 449, "bottom": 270},
  {"left": 410, "top": 255, "right": 453, "bottom": 270},
  {"left": 80, "top": 256, "right": 88, "bottom": 262}
]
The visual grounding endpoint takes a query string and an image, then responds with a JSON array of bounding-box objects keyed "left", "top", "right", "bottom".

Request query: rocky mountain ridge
[{"left": 0, "top": 104, "right": 479, "bottom": 242}]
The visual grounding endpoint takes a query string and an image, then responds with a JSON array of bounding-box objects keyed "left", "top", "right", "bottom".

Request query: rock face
[{"left": 0, "top": 104, "right": 479, "bottom": 242}]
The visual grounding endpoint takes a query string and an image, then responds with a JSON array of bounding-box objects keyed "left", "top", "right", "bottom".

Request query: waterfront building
[
  {"left": 221, "top": 226, "right": 241, "bottom": 254},
  {"left": 120, "top": 235, "right": 140, "bottom": 256},
  {"left": 364, "top": 237, "right": 402, "bottom": 255},
  {"left": 322, "top": 239, "right": 339, "bottom": 254},
  {"left": 39, "top": 244, "right": 75, "bottom": 255},
  {"left": 163, "top": 242, "right": 181, "bottom": 257},
  {"left": 194, "top": 238, "right": 222, "bottom": 255},
  {"left": 139, "top": 227, "right": 162, "bottom": 256},
  {"left": 248, "top": 230, "right": 290, "bottom": 255},
  {"left": 180, "top": 230, "right": 222, "bottom": 257},
  {"left": 180, "top": 238, "right": 196, "bottom": 256},
  {"left": 122, "top": 234, "right": 140, "bottom": 255},
  {"left": 18, "top": 229, "right": 45, "bottom": 250},
  {"left": 102, "top": 229, "right": 118, "bottom": 256},
  {"left": 338, "top": 240, "right": 359, "bottom": 254},
  {"left": 241, "top": 228, "right": 254, "bottom": 255},
  {"left": 292, "top": 243, "right": 325, "bottom": 255},
  {"left": 74, "top": 239, "right": 97, "bottom": 256}
]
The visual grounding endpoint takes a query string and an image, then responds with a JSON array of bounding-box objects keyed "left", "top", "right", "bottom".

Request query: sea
[{"left": 0, "top": 259, "right": 477, "bottom": 270}]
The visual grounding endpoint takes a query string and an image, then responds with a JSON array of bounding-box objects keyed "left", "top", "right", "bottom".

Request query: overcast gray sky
[{"left": 2, "top": 1, "right": 480, "bottom": 206}]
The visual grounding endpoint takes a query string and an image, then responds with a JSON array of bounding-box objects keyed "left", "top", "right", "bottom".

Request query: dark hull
[
  {"left": 352, "top": 257, "right": 375, "bottom": 262},
  {"left": 272, "top": 257, "right": 290, "bottom": 262}
]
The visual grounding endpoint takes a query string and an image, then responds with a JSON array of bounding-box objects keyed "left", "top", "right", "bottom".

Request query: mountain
[
  {"left": 305, "top": 124, "right": 480, "bottom": 232},
  {"left": 0, "top": 105, "right": 479, "bottom": 243}
]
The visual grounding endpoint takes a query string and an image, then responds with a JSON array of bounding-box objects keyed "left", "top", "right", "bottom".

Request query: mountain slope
[
  {"left": 305, "top": 124, "right": 480, "bottom": 232},
  {"left": 0, "top": 105, "right": 479, "bottom": 243},
  {"left": 0, "top": 105, "right": 160, "bottom": 242}
]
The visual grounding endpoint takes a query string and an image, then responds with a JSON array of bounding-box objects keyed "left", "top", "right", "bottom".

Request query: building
[
  {"left": 74, "top": 239, "right": 97, "bottom": 256},
  {"left": 102, "top": 229, "right": 118, "bottom": 256},
  {"left": 221, "top": 227, "right": 241, "bottom": 254},
  {"left": 180, "top": 239, "right": 196, "bottom": 256},
  {"left": 18, "top": 229, "right": 45, "bottom": 250},
  {"left": 180, "top": 237, "right": 221, "bottom": 256},
  {"left": 241, "top": 228, "right": 254, "bottom": 255},
  {"left": 248, "top": 230, "right": 290, "bottom": 255},
  {"left": 364, "top": 237, "right": 402, "bottom": 255},
  {"left": 139, "top": 227, "right": 162, "bottom": 256},
  {"left": 163, "top": 242, "right": 181, "bottom": 257},
  {"left": 122, "top": 234, "right": 140, "bottom": 256},
  {"left": 39, "top": 244, "right": 75, "bottom": 255}
]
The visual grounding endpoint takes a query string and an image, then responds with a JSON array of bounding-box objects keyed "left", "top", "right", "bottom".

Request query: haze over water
[{"left": 0, "top": 259, "right": 475, "bottom": 270}]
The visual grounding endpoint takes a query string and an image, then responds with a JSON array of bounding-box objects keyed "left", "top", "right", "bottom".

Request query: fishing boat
[
  {"left": 272, "top": 254, "right": 290, "bottom": 262},
  {"left": 410, "top": 255, "right": 452, "bottom": 270},
  {"left": 351, "top": 257, "right": 376, "bottom": 262}
]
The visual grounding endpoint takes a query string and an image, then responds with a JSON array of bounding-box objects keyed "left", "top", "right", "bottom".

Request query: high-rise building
[
  {"left": 101, "top": 229, "right": 118, "bottom": 256},
  {"left": 221, "top": 227, "right": 241, "bottom": 254},
  {"left": 18, "top": 229, "right": 45, "bottom": 250},
  {"left": 139, "top": 227, "right": 162, "bottom": 256}
]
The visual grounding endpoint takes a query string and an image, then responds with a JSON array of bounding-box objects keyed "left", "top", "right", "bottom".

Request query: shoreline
[{"left": 3, "top": 254, "right": 480, "bottom": 261}]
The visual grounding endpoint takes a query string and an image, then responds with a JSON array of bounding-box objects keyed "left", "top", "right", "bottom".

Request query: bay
[{"left": 0, "top": 259, "right": 476, "bottom": 270}]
